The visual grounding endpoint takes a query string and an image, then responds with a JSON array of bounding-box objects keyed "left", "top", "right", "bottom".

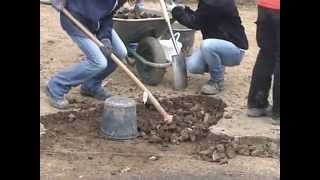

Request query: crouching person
[
  {"left": 46, "top": 0, "right": 128, "bottom": 109},
  {"left": 170, "top": 0, "right": 248, "bottom": 95}
]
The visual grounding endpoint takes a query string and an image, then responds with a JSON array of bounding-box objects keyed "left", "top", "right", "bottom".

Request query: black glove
[
  {"left": 100, "top": 39, "right": 113, "bottom": 57},
  {"left": 51, "top": 0, "right": 66, "bottom": 12},
  {"left": 171, "top": 6, "right": 185, "bottom": 20}
]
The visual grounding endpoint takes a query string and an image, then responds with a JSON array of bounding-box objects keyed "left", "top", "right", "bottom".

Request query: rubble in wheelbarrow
[{"left": 115, "top": 8, "right": 161, "bottom": 19}]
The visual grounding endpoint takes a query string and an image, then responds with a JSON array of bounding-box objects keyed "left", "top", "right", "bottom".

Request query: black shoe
[
  {"left": 247, "top": 105, "right": 273, "bottom": 117},
  {"left": 272, "top": 112, "right": 280, "bottom": 121}
]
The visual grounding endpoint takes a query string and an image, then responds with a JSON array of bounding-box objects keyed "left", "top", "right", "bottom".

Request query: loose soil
[
  {"left": 40, "top": 95, "right": 231, "bottom": 177},
  {"left": 40, "top": 95, "right": 278, "bottom": 178},
  {"left": 137, "top": 96, "right": 226, "bottom": 144},
  {"left": 41, "top": 95, "right": 226, "bottom": 153}
]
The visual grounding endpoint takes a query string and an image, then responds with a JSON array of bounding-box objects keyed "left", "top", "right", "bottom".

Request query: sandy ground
[{"left": 40, "top": 2, "right": 279, "bottom": 179}]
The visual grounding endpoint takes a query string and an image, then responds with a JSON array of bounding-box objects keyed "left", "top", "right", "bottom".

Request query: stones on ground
[
  {"left": 148, "top": 135, "right": 162, "bottom": 143},
  {"left": 251, "top": 146, "right": 265, "bottom": 157},
  {"left": 170, "top": 133, "right": 179, "bottom": 144},
  {"left": 180, "top": 128, "right": 192, "bottom": 141},
  {"left": 225, "top": 144, "right": 237, "bottom": 159},
  {"left": 199, "top": 149, "right": 212, "bottom": 156},
  {"left": 137, "top": 95, "right": 226, "bottom": 145},
  {"left": 40, "top": 123, "right": 46, "bottom": 137},
  {"left": 219, "top": 158, "right": 229, "bottom": 165},
  {"left": 190, "top": 134, "right": 196, "bottom": 142},
  {"left": 203, "top": 113, "right": 210, "bottom": 123},
  {"left": 120, "top": 167, "right": 131, "bottom": 174},
  {"left": 236, "top": 145, "right": 251, "bottom": 156},
  {"left": 216, "top": 144, "right": 225, "bottom": 153},
  {"left": 148, "top": 156, "right": 159, "bottom": 161},
  {"left": 138, "top": 131, "right": 146, "bottom": 138},
  {"left": 268, "top": 142, "right": 280, "bottom": 157},
  {"left": 68, "top": 113, "right": 76, "bottom": 122},
  {"left": 224, "top": 114, "right": 232, "bottom": 119},
  {"left": 110, "top": 171, "right": 118, "bottom": 176},
  {"left": 212, "top": 151, "right": 226, "bottom": 162}
]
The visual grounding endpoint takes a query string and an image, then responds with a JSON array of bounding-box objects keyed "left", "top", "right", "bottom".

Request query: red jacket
[{"left": 257, "top": 0, "right": 280, "bottom": 10}]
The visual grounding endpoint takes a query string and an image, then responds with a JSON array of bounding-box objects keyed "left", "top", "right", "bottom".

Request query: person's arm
[
  {"left": 172, "top": 2, "right": 225, "bottom": 30},
  {"left": 134, "top": 0, "right": 144, "bottom": 14},
  {"left": 171, "top": 6, "right": 203, "bottom": 30}
]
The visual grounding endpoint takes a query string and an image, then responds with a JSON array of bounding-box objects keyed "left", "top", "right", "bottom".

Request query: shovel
[
  {"left": 158, "top": 0, "right": 188, "bottom": 90},
  {"left": 60, "top": 9, "right": 173, "bottom": 123}
]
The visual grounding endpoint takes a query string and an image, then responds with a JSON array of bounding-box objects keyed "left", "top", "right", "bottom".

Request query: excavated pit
[{"left": 40, "top": 95, "right": 279, "bottom": 164}]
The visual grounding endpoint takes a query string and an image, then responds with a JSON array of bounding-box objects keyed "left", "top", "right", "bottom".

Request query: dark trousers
[{"left": 247, "top": 6, "right": 280, "bottom": 115}]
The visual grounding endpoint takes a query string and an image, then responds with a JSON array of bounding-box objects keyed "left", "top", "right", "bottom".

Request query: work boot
[
  {"left": 200, "top": 80, "right": 224, "bottom": 95},
  {"left": 80, "top": 87, "right": 112, "bottom": 101},
  {"left": 272, "top": 112, "right": 280, "bottom": 121},
  {"left": 45, "top": 86, "right": 71, "bottom": 109},
  {"left": 247, "top": 105, "right": 273, "bottom": 117}
]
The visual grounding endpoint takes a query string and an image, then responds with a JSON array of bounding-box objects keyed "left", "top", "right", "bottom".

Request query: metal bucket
[
  {"left": 100, "top": 96, "right": 138, "bottom": 140},
  {"left": 163, "top": 22, "right": 195, "bottom": 56}
]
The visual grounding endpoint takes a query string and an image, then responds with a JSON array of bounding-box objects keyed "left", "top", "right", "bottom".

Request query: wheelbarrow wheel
[{"left": 136, "top": 37, "right": 167, "bottom": 86}]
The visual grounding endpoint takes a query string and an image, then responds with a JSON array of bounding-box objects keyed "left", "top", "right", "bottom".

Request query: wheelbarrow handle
[{"left": 61, "top": 9, "right": 173, "bottom": 123}]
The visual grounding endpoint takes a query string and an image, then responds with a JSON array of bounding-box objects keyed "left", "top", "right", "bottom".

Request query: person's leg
[
  {"left": 47, "top": 36, "right": 108, "bottom": 108},
  {"left": 199, "top": 39, "right": 244, "bottom": 95},
  {"left": 80, "top": 29, "right": 127, "bottom": 99},
  {"left": 273, "top": 58, "right": 280, "bottom": 119},
  {"left": 272, "top": 10, "right": 280, "bottom": 119},
  {"left": 247, "top": 7, "right": 277, "bottom": 117},
  {"left": 186, "top": 48, "right": 208, "bottom": 75}
]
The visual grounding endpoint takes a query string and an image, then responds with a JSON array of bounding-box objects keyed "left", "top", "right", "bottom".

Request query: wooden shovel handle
[{"left": 61, "top": 9, "right": 172, "bottom": 123}]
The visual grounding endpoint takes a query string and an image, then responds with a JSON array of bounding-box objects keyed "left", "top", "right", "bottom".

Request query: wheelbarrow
[{"left": 113, "top": 9, "right": 180, "bottom": 86}]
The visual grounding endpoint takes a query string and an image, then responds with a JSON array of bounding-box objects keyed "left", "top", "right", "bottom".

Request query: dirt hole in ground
[{"left": 41, "top": 95, "right": 228, "bottom": 164}]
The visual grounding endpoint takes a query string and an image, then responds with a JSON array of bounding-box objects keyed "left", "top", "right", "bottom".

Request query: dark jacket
[
  {"left": 60, "top": 0, "right": 118, "bottom": 41},
  {"left": 172, "top": 0, "right": 248, "bottom": 50}
]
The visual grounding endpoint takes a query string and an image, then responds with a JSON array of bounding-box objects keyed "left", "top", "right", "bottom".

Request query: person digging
[
  {"left": 168, "top": 0, "right": 249, "bottom": 95},
  {"left": 45, "top": 0, "right": 143, "bottom": 109}
]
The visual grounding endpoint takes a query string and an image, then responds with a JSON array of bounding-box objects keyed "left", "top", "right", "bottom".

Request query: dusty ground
[{"left": 40, "top": 2, "right": 279, "bottom": 179}]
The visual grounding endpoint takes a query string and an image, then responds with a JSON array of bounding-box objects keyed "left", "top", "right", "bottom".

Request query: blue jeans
[
  {"left": 186, "top": 39, "right": 245, "bottom": 82},
  {"left": 48, "top": 29, "right": 127, "bottom": 100}
]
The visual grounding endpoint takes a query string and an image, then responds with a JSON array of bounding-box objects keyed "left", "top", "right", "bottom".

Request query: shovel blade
[{"left": 172, "top": 54, "right": 188, "bottom": 90}]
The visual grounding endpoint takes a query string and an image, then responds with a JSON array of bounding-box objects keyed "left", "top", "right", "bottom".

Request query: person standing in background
[{"left": 247, "top": 0, "right": 280, "bottom": 120}]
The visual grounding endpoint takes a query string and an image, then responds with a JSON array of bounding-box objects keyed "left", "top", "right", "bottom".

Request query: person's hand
[
  {"left": 171, "top": 5, "right": 185, "bottom": 20},
  {"left": 125, "top": 0, "right": 143, "bottom": 15},
  {"left": 100, "top": 39, "right": 113, "bottom": 57},
  {"left": 134, "top": 3, "right": 144, "bottom": 15},
  {"left": 51, "top": 0, "right": 66, "bottom": 12},
  {"left": 166, "top": 1, "right": 184, "bottom": 12}
]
